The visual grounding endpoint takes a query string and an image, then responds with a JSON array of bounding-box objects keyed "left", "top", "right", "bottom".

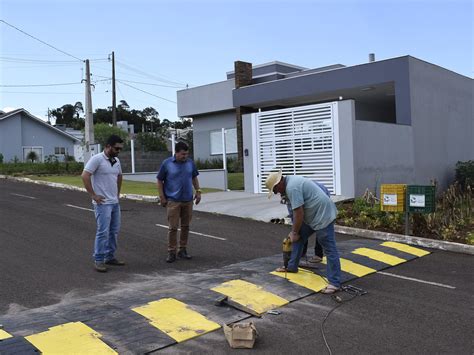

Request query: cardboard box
[{"left": 223, "top": 322, "right": 258, "bottom": 349}]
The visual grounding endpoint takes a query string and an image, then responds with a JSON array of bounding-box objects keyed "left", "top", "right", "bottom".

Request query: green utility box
[{"left": 406, "top": 185, "right": 436, "bottom": 213}]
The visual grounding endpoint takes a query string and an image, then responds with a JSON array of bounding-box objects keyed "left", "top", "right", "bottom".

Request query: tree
[
  {"left": 94, "top": 123, "right": 128, "bottom": 147},
  {"left": 73, "top": 101, "right": 84, "bottom": 119},
  {"left": 26, "top": 151, "right": 38, "bottom": 163},
  {"left": 50, "top": 102, "right": 84, "bottom": 129}
]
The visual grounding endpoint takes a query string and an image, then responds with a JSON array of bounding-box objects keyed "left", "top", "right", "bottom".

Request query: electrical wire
[
  {"left": 116, "top": 60, "right": 187, "bottom": 86},
  {"left": 320, "top": 286, "right": 366, "bottom": 355},
  {"left": 0, "top": 20, "right": 84, "bottom": 62},
  {"left": 0, "top": 82, "right": 81, "bottom": 87},
  {"left": 117, "top": 80, "right": 177, "bottom": 104}
]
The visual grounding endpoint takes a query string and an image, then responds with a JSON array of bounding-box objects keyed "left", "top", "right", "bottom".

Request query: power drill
[{"left": 282, "top": 236, "right": 292, "bottom": 271}]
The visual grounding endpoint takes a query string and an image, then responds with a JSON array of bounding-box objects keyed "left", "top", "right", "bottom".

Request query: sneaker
[
  {"left": 166, "top": 252, "right": 177, "bottom": 263},
  {"left": 320, "top": 284, "right": 340, "bottom": 294},
  {"left": 94, "top": 262, "right": 107, "bottom": 273},
  {"left": 177, "top": 248, "right": 192, "bottom": 260},
  {"left": 308, "top": 256, "right": 323, "bottom": 263},
  {"left": 105, "top": 258, "right": 125, "bottom": 266}
]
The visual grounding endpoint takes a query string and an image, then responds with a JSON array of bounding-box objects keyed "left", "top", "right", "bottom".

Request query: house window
[
  {"left": 54, "top": 147, "right": 66, "bottom": 155},
  {"left": 22, "top": 147, "right": 43, "bottom": 162},
  {"left": 210, "top": 128, "right": 237, "bottom": 155}
]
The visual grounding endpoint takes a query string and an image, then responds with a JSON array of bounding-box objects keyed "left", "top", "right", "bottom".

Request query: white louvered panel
[{"left": 256, "top": 103, "right": 336, "bottom": 194}]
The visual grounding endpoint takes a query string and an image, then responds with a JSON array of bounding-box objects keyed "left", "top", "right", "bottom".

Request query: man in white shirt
[{"left": 81, "top": 135, "right": 124, "bottom": 272}]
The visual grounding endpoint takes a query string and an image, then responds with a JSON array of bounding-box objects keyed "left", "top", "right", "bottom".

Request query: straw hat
[{"left": 265, "top": 170, "right": 283, "bottom": 198}]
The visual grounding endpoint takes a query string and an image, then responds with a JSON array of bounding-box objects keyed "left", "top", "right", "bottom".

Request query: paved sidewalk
[{"left": 194, "top": 191, "right": 350, "bottom": 223}]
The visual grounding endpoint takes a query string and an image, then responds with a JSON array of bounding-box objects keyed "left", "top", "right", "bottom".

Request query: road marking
[
  {"left": 270, "top": 267, "right": 328, "bottom": 292},
  {"left": 322, "top": 257, "right": 377, "bottom": 277},
  {"left": 352, "top": 247, "right": 406, "bottom": 266},
  {"left": 381, "top": 241, "right": 431, "bottom": 257},
  {"left": 132, "top": 298, "right": 220, "bottom": 343},
  {"left": 25, "top": 322, "right": 117, "bottom": 354},
  {"left": 378, "top": 272, "right": 456, "bottom": 289},
  {"left": 0, "top": 329, "right": 13, "bottom": 340},
  {"left": 10, "top": 193, "right": 36, "bottom": 199},
  {"left": 155, "top": 224, "right": 227, "bottom": 241},
  {"left": 211, "top": 279, "right": 289, "bottom": 315},
  {"left": 65, "top": 204, "right": 94, "bottom": 212}
]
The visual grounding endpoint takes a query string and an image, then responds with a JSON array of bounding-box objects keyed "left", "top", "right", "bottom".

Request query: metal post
[
  {"left": 222, "top": 128, "right": 227, "bottom": 171},
  {"left": 404, "top": 211, "right": 410, "bottom": 235},
  {"left": 111, "top": 51, "right": 117, "bottom": 126},
  {"left": 171, "top": 134, "right": 176, "bottom": 156},
  {"left": 131, "top": 139, "right": 135, "bottom": 174},
  {"left": 84, "top": 59, "right": 94, "bottom": 163}
]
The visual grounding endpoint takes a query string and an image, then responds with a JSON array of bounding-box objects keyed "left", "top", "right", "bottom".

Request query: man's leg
[
  {"left": 178, "top": 201, "right": 193, "bottom": 259},
  {"left": 93, "top": 204, "right": 112, "bottom": 271},
  {"left": 287, "top": 223, "right": 314, "bottom": 272},
  {"left": 105, "top": 203, "right": 123, "bottom": 264},
  {"left": 316, "top": 222, "right": 341, "bottom": 288},
  {"left": 166, "top": 201, "right": 180, "bottom": 262}
]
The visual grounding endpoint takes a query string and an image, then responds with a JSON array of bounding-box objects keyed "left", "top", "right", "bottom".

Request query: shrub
[
  {"left": 0, "top": 162, "right": 84, "bottom": 175},
  {"left": 26, "top": 151, "right": 38, "bottom": 163},
  {"left": 94, "top": 123, "right": 129, "bottom": 148},
  {"left": 455, "top": 160, "right": 474, "bottom": 189},
  {"left": 0, "top": 153, "right": 3, "bottom": 164},
  {"left": 195, "top": 157, "right": 242, "bottom": 173}
]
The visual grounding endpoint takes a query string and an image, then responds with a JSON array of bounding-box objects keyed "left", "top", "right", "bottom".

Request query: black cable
[
  {"left": 0, "top": 20, "right": 83, "bottom": 62},
  {"left": 117, "top": 80, "right": 177, "bottom": 104},
  {"left": 320, "top": 286, "right": 366, "bottom": 355},
  {"left": 0, "top": 82, "right": 81, "bottom": 87}
]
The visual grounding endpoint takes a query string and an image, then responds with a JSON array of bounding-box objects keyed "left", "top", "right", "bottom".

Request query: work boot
[
  {"left": 166, "top": 252, "right": 177, "bottom": 263},
  {"left": 94, "top": 262, "right": 107, "bottom": 273},
  {"left": 177, "top": 248, "right": 192, "bottom": 260}
]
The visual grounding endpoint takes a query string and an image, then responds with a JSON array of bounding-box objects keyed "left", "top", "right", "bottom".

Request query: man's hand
[
  {"left": 194, "top": 191, "right": 201, "bottom": 205},
  {"left": 289, "top": 231, "right": 300, "bottom": 242},
  {"left": 160, "top": 196, "right": 168, "bottom": 207},
  {"left": 93, "top": 194, "right": 105, "bottom": 204}
]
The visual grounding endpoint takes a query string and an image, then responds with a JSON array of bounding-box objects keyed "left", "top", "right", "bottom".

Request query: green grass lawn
[
  {"left": 28, "top": 175, "right": 220, "bottom": 196},
  {"left": 227, "top": 172, "right": 244, "bottom": 190},
  {"left": 28, "top": 172, "right": 244, "bottom": 195}
]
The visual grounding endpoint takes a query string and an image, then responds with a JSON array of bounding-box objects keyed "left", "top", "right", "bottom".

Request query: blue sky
[{"left": 0, "top": 0, "right": 472, "bottom": 122}]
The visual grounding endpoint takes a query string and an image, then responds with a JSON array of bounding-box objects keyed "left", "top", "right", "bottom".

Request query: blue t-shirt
[
  {"left": 157, "top": 157, "right": 199, "bottom": 202},
  {"left": 285, "top": 176, "right": 337, "bottom": 230}
]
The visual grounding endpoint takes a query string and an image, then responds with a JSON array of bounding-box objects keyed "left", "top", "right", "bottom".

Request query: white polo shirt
[{"left": 84, "top": 152, "right": 122, "bottom": 204}]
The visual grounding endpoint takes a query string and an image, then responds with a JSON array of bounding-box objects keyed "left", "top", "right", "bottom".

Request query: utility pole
[
  {"left": 111, "top": 51, "right": 117, "bottom": 126},
  {"left": 84, "top": 59, "right": 95, "bottom": 163}
]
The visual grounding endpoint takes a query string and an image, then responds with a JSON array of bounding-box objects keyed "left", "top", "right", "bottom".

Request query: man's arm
[
  {"left": 192, "top": 176, "right": 201, "bottom": 205},
  {"left": 157, "top": 180, "right": 167, "bottom": 207},
  {"left": 81, "top": 171, "right": 104, "bottom": 204},
  {"left": 290, "top": 206, "right": 304, "bottom": 241}
]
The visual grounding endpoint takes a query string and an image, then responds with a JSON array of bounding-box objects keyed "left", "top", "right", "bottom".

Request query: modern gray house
[
  {"left": 177, "top": 56, "right": 473, "bottom": 197},
  {"left": 0, "top": 109, "right": 80, "bottom": 162}
]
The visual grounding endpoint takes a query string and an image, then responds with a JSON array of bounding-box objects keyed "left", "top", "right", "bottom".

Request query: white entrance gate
[{"left": 254, "top": 102, "right": 341, "bottom": 194}]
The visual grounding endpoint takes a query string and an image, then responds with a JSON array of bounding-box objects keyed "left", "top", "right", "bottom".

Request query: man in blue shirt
[
  {"left": 266, "top": 170, "right": 342, "bottom": 294},
  {"left": 157, "top": 142, "right": 201, "bottom": 263}
]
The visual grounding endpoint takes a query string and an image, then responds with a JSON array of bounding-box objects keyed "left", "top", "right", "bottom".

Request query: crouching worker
[{"left": 266, "top": 170, "right": 342, "bottom": 294}]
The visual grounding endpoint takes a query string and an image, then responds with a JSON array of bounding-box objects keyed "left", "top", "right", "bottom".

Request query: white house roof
[{"left": 0, "top": 108, "right": 81, "bottom": 143}]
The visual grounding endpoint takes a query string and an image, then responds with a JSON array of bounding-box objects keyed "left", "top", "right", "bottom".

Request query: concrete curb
[
  {"left": 335, "top": 225, "right": 474, "bottom": 255},
  {"left": 0, "top": 175, "right": 159, "bottom": 203}
]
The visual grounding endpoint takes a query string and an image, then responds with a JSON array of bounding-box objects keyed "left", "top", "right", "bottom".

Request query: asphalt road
[{"left": 0, "top": 179, "right": 472, "bottom": 354}]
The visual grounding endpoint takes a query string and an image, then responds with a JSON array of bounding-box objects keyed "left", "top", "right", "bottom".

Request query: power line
[
  {"left": 0, "top": 91, "right": 84, "bottom": 94},
  {"left": 0, "top": 82, "right": 82, "bottom": 87},
  {"left": 91, "top": 74, "right": 184, "bottom": 88},
  {"left": 0, "top": 20, "right": 84, "bottom": 62},
  {"left": 116, "top": 60, "right": 187, "bottom": 86},
  {"left": 117, "top": 80, "right": 177, "bottom": 104}
]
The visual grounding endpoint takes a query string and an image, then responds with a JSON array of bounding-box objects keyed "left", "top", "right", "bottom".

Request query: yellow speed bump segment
[
  {"left": 270, "top": 268, "right": 328, "bottom": 292},
  {"left": 0, "top": 329, "right": 13, "bottom": 340},
  {"left": 352, "top": 247, "right": 406, "bottom": 266},
  {"left": 322, "top": 257, "right": 377, "bottom": 277},
  {"left": 132, "top": 298, "right": 220, "bottom": 343},
  {"left": 211, "top": 280, "right": 289, "bottom": 315},
  {"left": 25, "top": 322, "right": 117, "bottom": 354},
  {"left": 381, "top": 241, "right": 430, "bottom": 257}
]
